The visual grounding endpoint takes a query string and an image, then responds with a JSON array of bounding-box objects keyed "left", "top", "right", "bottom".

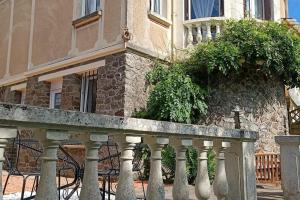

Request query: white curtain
[
  {"left": 154, "top": 0, "right": 161, "bottom": 13},
  {"left": 87, "top": 0, "right": 97, "bottom": 14},
  {"left": 191, "top": 0, "right": 215, "bottom": 18}
]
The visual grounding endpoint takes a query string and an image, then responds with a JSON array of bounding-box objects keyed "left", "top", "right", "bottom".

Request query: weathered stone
[
  {"left": 61, "top": 74, "right": 82, "bottom": 111},
  {"left": 25, "top": 76, "right": 51, "bottom": 107},
  {"left": 201, "top": 74, "right": 288, "bottom": 153}
]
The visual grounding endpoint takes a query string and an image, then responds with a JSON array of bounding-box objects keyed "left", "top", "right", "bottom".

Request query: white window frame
[
  {"left": 80, "top": 0, "right": 100, "bottom": 18},
  {"left": 150, "top": 0, "right": 167, "bottom": 18},
  {"left": 49, "top": 79, "right": 63, "bottom": 109},
  {"left": 80, "top": 72, "right": 97, "bottom": 113}
]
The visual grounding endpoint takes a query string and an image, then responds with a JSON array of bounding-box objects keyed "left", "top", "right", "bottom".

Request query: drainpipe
[
  {"left": 171, "top": 0, "right": 174, "bottom": 62},
  {"left": 285, "top": 0, "right": 289, "bottom": 18}
]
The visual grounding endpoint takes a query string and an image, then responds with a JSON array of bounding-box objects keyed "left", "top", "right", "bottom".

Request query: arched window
[{"left": 185, "top": 0, "right": 224, "bottom": 20}]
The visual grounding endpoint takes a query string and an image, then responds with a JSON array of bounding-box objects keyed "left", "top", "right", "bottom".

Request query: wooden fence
[{"left": 255, "top": 153, "right": 281, "bottom": 185}]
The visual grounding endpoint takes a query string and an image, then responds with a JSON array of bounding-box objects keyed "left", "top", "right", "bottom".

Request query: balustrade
[
  {"left": 184, "top": 17, "right": 225, "bottom": 47},
  {"left": 0, "top": 103, "right": 258, "bottom": 200}
]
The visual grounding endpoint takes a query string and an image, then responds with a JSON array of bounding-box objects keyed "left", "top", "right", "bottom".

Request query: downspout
[
  {"left": 285, "top": 0, "right": 289, "bottom": 18},
  {"left": 171, "top": 0, "right": 174, "bottom": 62}
]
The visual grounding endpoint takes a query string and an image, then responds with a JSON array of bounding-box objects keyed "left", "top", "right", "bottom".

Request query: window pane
[
  {"left": 264, "top": 0, "right": 272, "bottom": 20},
  {"left": 54, "top": 93, "right": 61, "bottom": 109},
  {"left": 255, "top": 0, "right": 264, "bottom": 19},
  {"left": 191, "top": 0, "right": 216, "bottom": 19},
  {"left": 154, "top": 0, "right": 161, "bottom": 14}
]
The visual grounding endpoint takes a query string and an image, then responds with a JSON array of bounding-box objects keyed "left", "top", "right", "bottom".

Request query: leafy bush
[
  {"left": 145, "top": 64, "right": 208, "bottom": 124},
  {"left": 136, "top": 19, "right": 300, "bottom": 183}
]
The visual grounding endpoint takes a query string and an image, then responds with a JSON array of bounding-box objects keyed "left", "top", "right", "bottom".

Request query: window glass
[
  {"left": 54, "top": 93, "right": 61, "bottom": 109},
  {"left": 80, "top": 72, "right": 97, "bottom": 113},
  {"left": 81, "top": 0, "right": 100, "bottom": 17},
  {"left": 190, "top": 0, "right": 224, "bottom": 19}
]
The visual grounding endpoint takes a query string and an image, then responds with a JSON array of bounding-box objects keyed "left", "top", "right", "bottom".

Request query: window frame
[
  {"left": 49, "top": 80, "right": 63, "bottom": 109},
  {"left": 80, "top": 72, "right": 97, "bottom": 113},
  {"left": 150, "top": 0, "right": 167, "bottom": 18},
  {"left": 185, "top": 0, "right": 224, "bottom": 20},
  {"left": 80, "top": 0, "right": 101, "bottom": 18}
]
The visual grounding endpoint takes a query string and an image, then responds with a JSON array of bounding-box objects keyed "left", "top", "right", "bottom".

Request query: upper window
[
  {"left": 185, "top": 0, "right": 224, "bottom": 20},
  {"left": 80, "top": 71, "right": 97, "bottom": 113},
  {"left": 255, "top": 0, "right": 273, "bottom": 20},
  {"left": 150, "top": 0, "right": 167, "bottom": 18},
  {"left": 80, "top": 0, "right": 100, "bottom": 17}
]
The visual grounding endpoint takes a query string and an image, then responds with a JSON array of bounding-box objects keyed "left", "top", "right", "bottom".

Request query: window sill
[
  {"left": 148, "top": 11, "right": 172, "bottom": 28},
  {"left": 73, "top": 10, "right": 102, "bottom": 29}
]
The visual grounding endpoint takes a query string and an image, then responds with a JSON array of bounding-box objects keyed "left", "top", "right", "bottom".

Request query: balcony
[
  {"left": 0, "top": 103, "right": 258, "bottom": 200},
  {"left": 183, "top": 17, "right": 226, "bottom": 47}
]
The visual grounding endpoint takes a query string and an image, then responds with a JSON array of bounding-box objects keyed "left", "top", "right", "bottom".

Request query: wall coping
[
  {"left": 275, "top": 135, "right": 300, "bottom": 144},
  {"left": 0, "top": 103, "right": 258, "bottom": 141}
]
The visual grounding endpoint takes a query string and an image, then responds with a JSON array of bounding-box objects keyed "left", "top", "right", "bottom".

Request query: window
[
  {"left": 244, "top": 0, "right": 273, "bottom": 20},
  {"left": 255, "top": 0, "right": 273, "bottom": 20},
  {"left": 185, "top": 0, "right": 224, "bottom": 20},
  {"left": 50, "top": 80, "right": 62, "bottom": 109},
  {"left": 80, "top": 72, "right": 97, "bottom": 113},
  {"left": 80, "top": 0, "right": 100, "bottom": 17},
  {"left": 150, "top": 0, "right": 167, "bottom": 18}
]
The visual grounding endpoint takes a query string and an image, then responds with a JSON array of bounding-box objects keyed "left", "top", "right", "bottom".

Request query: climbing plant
[{"left": 136, "top": 19, "right": 300, "bottom": 183}]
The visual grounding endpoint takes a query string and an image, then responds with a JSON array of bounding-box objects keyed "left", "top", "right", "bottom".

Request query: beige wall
[
  {"left": 9, "top": 0, "right": 31, "bottom": 75},
  {"left": 0, "top": 0, "right": 11, "bottom": 78},
  {"left": 31, "top": 0, "right": 73, "bottom": 66},
  {"left": 127, "top": 0, "right": 172, "bottom": 57}
]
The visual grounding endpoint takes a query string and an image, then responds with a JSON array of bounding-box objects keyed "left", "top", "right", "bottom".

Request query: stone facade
[
  {"left": 201, "top": 73, "right": 288, "bottom": 153},
  {"left": 96, "top": 51, "right": 152, "bottom": 117},
  {"left": 0, "top": 86, "right": 21, "bottom": 104},
  {"left": 61, "top": 74, "right": 82, "bottom": 111},
  {"left": 25, "top": 76, "right": 51, "bottom": 107}
]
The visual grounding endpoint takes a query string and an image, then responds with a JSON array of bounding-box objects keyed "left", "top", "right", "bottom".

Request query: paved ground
[{"left": 2, "top": 171, "right": 283, "bottom": 199}]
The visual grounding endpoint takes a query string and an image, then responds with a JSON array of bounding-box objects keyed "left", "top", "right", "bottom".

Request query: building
[{"left": 0, "top": 0, "right": 290, "bottom": 153}]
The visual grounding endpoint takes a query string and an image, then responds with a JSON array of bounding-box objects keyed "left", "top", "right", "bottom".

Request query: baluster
[
  {"left": 0, "top": 127, "right": 17, "bottom": 200},
  {"left": 35, "top": 130, "right": 70, "bottom": 200},
  {"left": 187, "top": 25, "right": 194, "bottom": 47},
  {"left": 216, "top": 23, "right": 221, "bottom": 37},
  {"left": 79, "top": 134, "right": 108, "bottom": 200},
  {"left": 206, "top": 22, "right": 212, "bottom": 40},
  {"left": 197, "top": 24, "right": 202, "bottom": 44},
  {"left": 113, "top": 135, "right": 141, "bottom": 200},
  {"left": 213, "top": 141, "right": 231, "bottom": 200},
  {"left": 170, "top": 138, "right": 192, "bottom": 200},
  {"left": 144, "top": 136, "right": 169, "bottom": 200},
  {"left": 194, "top": 140, "right": 213, "bottom": 200}
]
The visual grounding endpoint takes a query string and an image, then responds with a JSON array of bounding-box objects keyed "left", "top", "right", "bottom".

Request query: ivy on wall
[{"left": 135, "top": 19, "right": 300, "bottom": 183}]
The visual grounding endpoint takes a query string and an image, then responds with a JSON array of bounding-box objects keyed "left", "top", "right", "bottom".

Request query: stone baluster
[
  {"left": 206, "top": 22, "right": 212, "bottom": 40},
  {"left": 216, "top": 23, "right": 221, "bottom": 37},
  {"left": 35, "top": 130, "right": 70, "bottom": 200},
  {"left": 0, "top": 127, "right": 17, "bottom": 200},
  {"left": 144, "top": 136, "right": 169, "bottom": 200},
  {"left": 79, "top": 134, "right": 108, "bottom": 200},
  {"left": 187, "top": 25, "right": 194, "bottom": 47},
  {"left": 113, "top": 135, "right": 141, "bottom": 200},
  {"left": 197, "top": 24, "right": 202, "bottom": 44},
  {"left": 213, "top": 141, "right": 231, "bottom": 200},
  {"left": 275, "top": 136, "right": 300, "bottom": 199},
  {"left": 194, "top": 140, "right": 213, "bottom": 200},
  {"left": 170, "top": 138, "right": 192, "bottom": 200}
]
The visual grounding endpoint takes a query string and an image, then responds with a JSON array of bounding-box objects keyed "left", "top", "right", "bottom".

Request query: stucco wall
[
  {"left": 127, "top": 0, "right": 171, "bottom": 57},
  {"left": 0, "top": 0, "right": 11, "bottom": 78},
  {"left": 201, "top": 73, "right": 288, "bottom": 153},
  {"left": 31, "top": 0, "right": 73, "bottom": 66},
  {"left": 9, "top": 0, "right": 31, "bottom": 75}
]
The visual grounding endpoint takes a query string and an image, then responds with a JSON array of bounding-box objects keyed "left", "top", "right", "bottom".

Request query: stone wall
[
  {"left": 96, "top": 51, "right": 153, "bottom": 117},
  {"left": 61, "top": 74, "right": 82, "bottom": 111},
  {"left": 25, "top": 76, "right": 51, "bottom": 107},
  {"left": 0, "top": 86, "right": 21, "bottom": 104},
  {"left": 201, "top": 73, "right": 288, "bottom": 153}
]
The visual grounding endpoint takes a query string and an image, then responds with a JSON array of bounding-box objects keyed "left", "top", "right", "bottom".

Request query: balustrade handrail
[
  {"left": 183, "top": 16, "right": 227, "bottom": 26},
  {"left": 0, "top": 103, "right": 259, "bottom": 200}
]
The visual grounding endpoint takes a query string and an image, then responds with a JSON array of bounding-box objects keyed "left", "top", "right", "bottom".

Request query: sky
[{"left": 289, "top": 0, "right": 300, "bottom": 22}]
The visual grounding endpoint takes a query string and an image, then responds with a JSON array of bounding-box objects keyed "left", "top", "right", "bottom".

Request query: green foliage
[
  {"left": 144, "top": 63, "right": 208, "bottom": 124},
  {"left": 136, "top": 19, "right": 300, "bottom": 183},
  {"left": 189, "top": 19, "right": 300, "bottom": 87}
]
